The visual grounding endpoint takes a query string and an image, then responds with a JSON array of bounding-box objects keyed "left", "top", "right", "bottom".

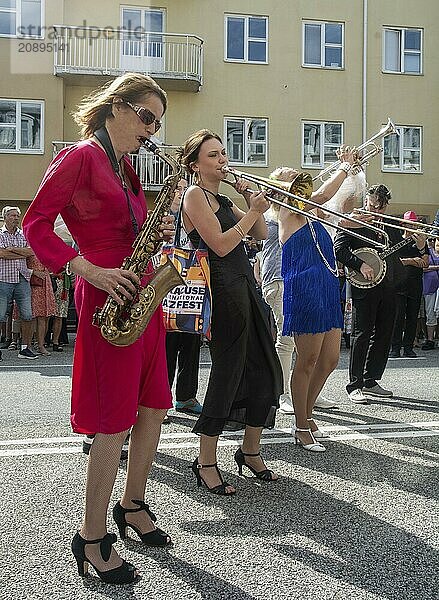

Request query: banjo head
[{"left": 346, "top": 248, "right": 387, "bottom": 288}]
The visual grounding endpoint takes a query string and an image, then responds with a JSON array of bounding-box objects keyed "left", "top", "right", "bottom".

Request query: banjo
[{"left": 346, "top": 236, "right": 415, "bottom": 289}]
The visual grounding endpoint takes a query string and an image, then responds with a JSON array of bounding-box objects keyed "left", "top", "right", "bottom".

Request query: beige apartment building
[{"left": 1, "top": 0, "right": 438, "bottom": 222}]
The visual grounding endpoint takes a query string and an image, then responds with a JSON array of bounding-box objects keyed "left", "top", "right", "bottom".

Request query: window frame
[
  {"left": 120, "top": 5, "right": 166, "bottom": 57},
  {"left": 382, "top": 26, "right": 423, "bottom": 75},
  {"left": 0, "top": 0, "right": 44, "bottom": 39},
  {"left": 224, "top": 13, "right": 269, "bottom": 64},
  {"left": 301, "top": 121, "right": 344, "bottom": 169},
  {"left": 302, "top": 20, "right": 344, "bottom": 70},
  {"left": 381, "top": 125, "right": 422, "bottom": 173},
  {"left": 224, "top": 116, "right": 268, "bottom": 167},
  {"left": 0, "top": 98, "right": 44, "bottom": 154}
]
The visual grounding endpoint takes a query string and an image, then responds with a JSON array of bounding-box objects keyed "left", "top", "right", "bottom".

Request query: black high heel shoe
[
  {"left": 191, "top": 458, "right": 236, "bottom": 496},
  {"left": 113, "top": 500, "right": 172, "bottom": 547},
  {"left": 234, "top": 448, "right": 278, "bottom": 481},
  {"left": 71, "top": 531, "right": 138, "bottom": 584}
]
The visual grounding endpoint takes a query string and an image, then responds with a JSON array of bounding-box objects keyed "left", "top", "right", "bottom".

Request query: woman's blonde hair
[
  {"left": 73, "top": 72, "right": 167, "bottom": 138},
  {"left": 268, "top": 166, "right": 300, "bottom": 216},
  {"left": 176, "top": 129, "right": 222, "bottom": 178}
]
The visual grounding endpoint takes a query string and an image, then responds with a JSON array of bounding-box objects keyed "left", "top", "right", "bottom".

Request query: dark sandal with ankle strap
[
  {"left": 113, "top": 500, "right": 172, "bottom": 547},
  {"left": 234, "top": 448, "right": 278, "bottom": 481},
  {"left": 71, "top": 531, "right": 139, "bottom": 584},
  {"left": 191, "top": 458, "right": 236, "bottom": 495}
]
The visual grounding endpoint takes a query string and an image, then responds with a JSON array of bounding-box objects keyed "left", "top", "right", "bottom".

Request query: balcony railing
[
  {"left": 53, "top": 25, "right": 203, "bottom": 91},
  {"left": 52, "top": 141, "right": 180, "bottom": 191}
]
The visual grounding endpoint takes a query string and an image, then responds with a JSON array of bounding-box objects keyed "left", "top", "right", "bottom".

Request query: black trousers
[
  {"left": 347, "top": 286, "right": 396, "bottom": 393},
  {"left": 391, "top": 292, "right": 422, "bottom": 352},
  {"left": 166, "top": 332, "right": 201, "bottom": 403}
]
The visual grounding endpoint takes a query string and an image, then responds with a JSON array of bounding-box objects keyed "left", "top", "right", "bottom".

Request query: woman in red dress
[{"left": 23, "top": 73, "right": 175, "bottom": 584}]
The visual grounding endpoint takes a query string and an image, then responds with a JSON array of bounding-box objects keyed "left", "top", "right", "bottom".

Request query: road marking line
[
  {"left": 0, "top": 361, "right": 213, "bottom": 370},
  {"left": 1, "top": 428, "right": 438, "bottom": 457},
  {"left": 0, "top": 364, "right": 73, "bottom": 369},
  {"left": 1, "top": 421, "right": 438, "bottom": 447}
]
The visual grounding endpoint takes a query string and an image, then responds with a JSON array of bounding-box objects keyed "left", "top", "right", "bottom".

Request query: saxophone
[{"left": 93, "top": 139, "right": 184, "bottom": 346}]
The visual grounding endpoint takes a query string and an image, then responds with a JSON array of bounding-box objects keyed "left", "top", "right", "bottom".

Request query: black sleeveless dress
[{"left": 188, "top": 191, "right": 282, "bottom": 436}]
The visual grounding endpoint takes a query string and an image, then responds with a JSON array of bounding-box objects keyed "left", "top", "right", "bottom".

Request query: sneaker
[
  {"left": 363, "top": 384, "right": 393, "bottom": 398},
  {"left": 0, "top": 339, "right": 11, "bottom": 350},
  {"left": 17, "top": 347, "right": 38, "bottom": 360},
  {"left": 388, "top": 349, "right": 401, "bottom": 359},
  {"left": 279, "top": 394, "right": 295, "bottom": 414},
  {"left": 82, "top": 434, "right": 129, "bottom": 460},
  {"left": 82, "top": 435, "right": 95, "bottom": 455},
  {"left": 421, "top": 340, "right": 435, "bottom": 350},
  {"left": 120, "top": 435, "right": 130, "bottom": 461},
  {"left": 314, "top": 395, "right": 338, "bottom": 409},
  {"left": 402, "top": 348, "right": 417, "bottom": 358},
  {"left": 175, "top": 398, "right": 203, "bottom": 415},
  {"left": 8, "top": 341, "right": 17, "bottom": 351},
  {"left": 347, "top": 389, "right": 368, "bottom": 404}
]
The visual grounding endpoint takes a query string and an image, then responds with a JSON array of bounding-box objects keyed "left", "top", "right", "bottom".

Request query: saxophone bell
[{"left": 93, "top": 142, "right": 184, "bottom": 346}]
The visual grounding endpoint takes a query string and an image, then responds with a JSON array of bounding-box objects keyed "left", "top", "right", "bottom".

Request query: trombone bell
[{"left": 264, "top": 172, "right": 314, "bottom": 210}]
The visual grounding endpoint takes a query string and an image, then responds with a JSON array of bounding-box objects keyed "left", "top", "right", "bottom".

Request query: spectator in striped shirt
[{"left": 0, "top": 206, "right": 38, "bottom": 359}]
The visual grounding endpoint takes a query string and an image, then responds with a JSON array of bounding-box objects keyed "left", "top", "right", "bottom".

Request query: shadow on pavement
[{"left": 150, "top": 447, "right": 438, "bottom": 600}]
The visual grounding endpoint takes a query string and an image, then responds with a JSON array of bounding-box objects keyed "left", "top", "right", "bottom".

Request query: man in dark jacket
[
  {"left": 390, "top": 211, "right": 429, "bottom": 358},
  {"left": 334, "top": 184, "right": 404, "bottom": 403}
]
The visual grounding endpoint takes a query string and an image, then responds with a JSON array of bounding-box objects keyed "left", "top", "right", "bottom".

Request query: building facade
[{"left": 1, "top": 0, "right": 438, "bottom": 221}]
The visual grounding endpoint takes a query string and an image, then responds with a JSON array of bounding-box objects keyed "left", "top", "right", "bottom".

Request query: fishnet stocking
[
  {"left": 80, "top": 429, "right": 128, "bottom": 572},
  {"left": 120, "top": 406, "right": 167, "bottom": 534}
]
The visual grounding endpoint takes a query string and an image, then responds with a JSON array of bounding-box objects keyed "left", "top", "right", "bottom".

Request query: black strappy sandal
[
  {"left": 113, "top": 500, "right": 172, "bottom": 547},
  {"left": 191, "top": 458, "right": 236, "bottom": 496},
  {"left": 71, "top": 531, "right": 139, "bottom": 584},
  {"left": 234, "top": 448, "right": 278, "bottom": 481}
]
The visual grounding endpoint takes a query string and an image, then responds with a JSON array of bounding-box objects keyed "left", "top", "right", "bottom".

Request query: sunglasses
[{"left": 124, "top": 100, "right": 162, "bottom": 133}]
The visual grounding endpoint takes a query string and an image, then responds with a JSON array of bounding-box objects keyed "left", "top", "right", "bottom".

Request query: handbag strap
[{"left": 175, "top": 195, "right": 207, "bottom": 251}]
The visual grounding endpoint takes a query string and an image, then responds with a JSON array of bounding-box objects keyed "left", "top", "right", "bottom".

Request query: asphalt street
[{"left": 0, "top": 342, "right": 438, "bottom": 600}]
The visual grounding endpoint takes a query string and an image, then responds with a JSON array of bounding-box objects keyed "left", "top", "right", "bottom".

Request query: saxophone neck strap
[
  {"left": 94, "top": 126, "right": 121, "bottom": 175},
  {"left": 93, "top": 126, "right": 139, "bottom": 236}
]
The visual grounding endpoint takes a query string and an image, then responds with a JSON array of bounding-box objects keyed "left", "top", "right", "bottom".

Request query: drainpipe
[{"left": 362, "top": 0, "right": 368, "bottom": 145}]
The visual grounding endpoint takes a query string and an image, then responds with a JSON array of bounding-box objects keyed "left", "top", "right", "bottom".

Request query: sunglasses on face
[{"left": 124, "top": 100, "right": 162, "bottom": 133}]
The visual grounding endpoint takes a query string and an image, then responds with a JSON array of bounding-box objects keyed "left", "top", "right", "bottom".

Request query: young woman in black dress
[{"left": 179, "top": 130, "right": 282, "bottom": 495}]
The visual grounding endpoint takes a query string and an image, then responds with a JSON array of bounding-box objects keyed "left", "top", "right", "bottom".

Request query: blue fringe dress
[{"left": 282, "top": 220, "right": 343, "bottom": 336}]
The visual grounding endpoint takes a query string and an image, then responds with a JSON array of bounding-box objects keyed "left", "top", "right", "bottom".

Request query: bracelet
[
  {"left": 233, "top": 223, "right": 245, "bottom": 238},
  {"left": 338, "top": 162, "right": 351, "bottom": 175}
]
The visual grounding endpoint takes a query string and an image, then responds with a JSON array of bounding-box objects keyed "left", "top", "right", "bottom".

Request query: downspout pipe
[{"left": 362, "top": 0, "right": 368, "bottom": 145}]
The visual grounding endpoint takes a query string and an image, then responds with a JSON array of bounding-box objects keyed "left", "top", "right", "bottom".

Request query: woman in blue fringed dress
[{"left": 276, "top": 147, "right": 359, "bottom": 452}]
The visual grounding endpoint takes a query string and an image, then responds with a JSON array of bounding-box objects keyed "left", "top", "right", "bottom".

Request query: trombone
[
  {"left": 221, "top": 166, "right": 389, "bottom": 249},
  {"left": 313, "top": 118, "right": 398, "bottom": 182},
  {"left": 356, "top": 210, "right": 439, "bottom": 239}
]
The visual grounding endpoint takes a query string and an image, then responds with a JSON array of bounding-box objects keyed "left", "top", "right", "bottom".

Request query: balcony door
[{"left": 121, "top": 7, "right": 165, "bottom": 73}]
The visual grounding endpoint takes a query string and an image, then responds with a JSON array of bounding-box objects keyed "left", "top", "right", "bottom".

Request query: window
[
  {"left": 382, "top": 126, "right": 422, "bottom": 172},
  {"left": 303, "top": 21, "right": 344, "bottom": 68},
  {"left": 225, "top": 14, "right": 268, "bottom": 63},
  {"left": 0, "top": 99, "right": 43, "bottom": 153},
  {"left": 302, "top": 121, "right": 343, "bottom": 168},
  {"left": 121, "top": 6, "right": 164, "bottom": 58},
  {"left": 383, "top": 27, "right": 422, "bottom": 74},
  {"left": 225, "top": 118, "right": 268, "bottom": 166},
  {"left": 0, "top": 0, "right": 42, "bottom": 38}
]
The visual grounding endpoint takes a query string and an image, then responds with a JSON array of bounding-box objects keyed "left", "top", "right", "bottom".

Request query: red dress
[
  {"left": 27, "top": 255, "right": 56, "bottom": 318},
  {"left": 23, "top": 140, "right": 172, "bottom": 434}
]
